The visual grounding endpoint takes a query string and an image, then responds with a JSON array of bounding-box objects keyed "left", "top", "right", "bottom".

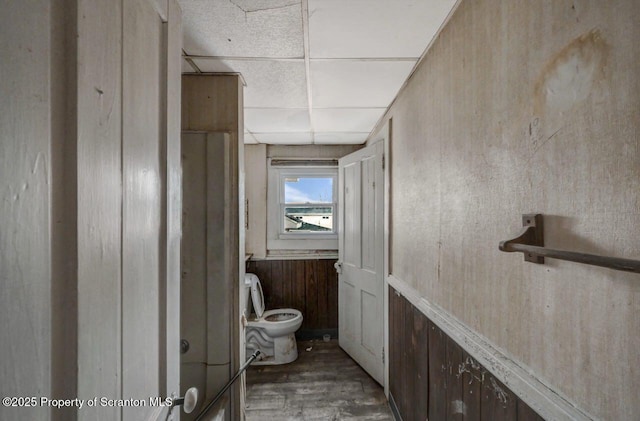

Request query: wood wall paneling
[
  {"left": 389, "top": 286, "right": 544, "bottom": 421},
  {"left": 412, "top": 305, "right": 429, "bottom": 418},
  {"left": 246, "top": 259, "right": 338, "bottom": 333},
  {"left": 76, "top": 0, "right": 123, "bottom": 418},
  {"left": 389, "top": 289, "right": 401, "bottom": 414},
  {"left": 461, "top": 350, "right": 482, "bottom": 421},
  {"left": 517, "top": 400, "right": 545, "bottom": 421},
  {"left": 0, "top": 2, "right": 54, "bottom": 419},
  {"left": 164, "top": 0, "right": 183, "bottom": 403},
  {"left": 401, "top": 299, "right": 414, "bottom": 421},
  {"left": 428, "top": 318, "right": 448, "bottom": 421},
  {"left": 181, "top": 134, "right": 208, "bottom": 364},
  {"left": 317, "top": 260, "right": 330, "bottom": 328},
  {"left": 181, "top": 73, "right": 243, "bottom": 419},
  {"left": 304, "top": 259, "right": 319, "bottom": 329},
  {"left": 121, "top": 2, "right": 162, "bottom": 418},
  {"left": 206, "top": 134, "right": 231, "bottom": 366}
]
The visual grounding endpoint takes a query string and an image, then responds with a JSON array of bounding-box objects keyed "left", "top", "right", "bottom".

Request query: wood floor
[{"left": 245, "top": 339, "right": 393, "bottom": 421}]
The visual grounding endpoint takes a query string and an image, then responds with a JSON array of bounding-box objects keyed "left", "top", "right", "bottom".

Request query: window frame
[{"left": 267, "top": 160, "right": 339, "bottom": 252}]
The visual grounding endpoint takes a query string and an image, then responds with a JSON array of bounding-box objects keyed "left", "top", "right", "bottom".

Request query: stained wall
[{"left": 373, "top": 0, "right": 640, "bottom": 418}]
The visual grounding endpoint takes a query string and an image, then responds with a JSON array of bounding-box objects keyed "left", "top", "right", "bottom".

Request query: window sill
[
  {"left": 278, "top": 233, "right": 337, "bottom": 241},
  {"left": 262, "top": 250, "right": 339, "bottom": 260}
]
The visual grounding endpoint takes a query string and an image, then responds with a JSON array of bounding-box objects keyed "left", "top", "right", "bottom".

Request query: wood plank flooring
[{"left": 245, "top": 339, "right": 393, "bottom": 420}]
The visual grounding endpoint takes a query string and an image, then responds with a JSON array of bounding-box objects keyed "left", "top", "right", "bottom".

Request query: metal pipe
[
  {"left": 504, "top": 243, "right": 640, "bottom": 274},
  {"left": 194, "top": 350, "right": 261, "bottom": 421}
]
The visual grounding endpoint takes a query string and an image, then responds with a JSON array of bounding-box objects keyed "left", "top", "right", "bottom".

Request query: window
[
  {"left": 283, "top": 175, "right": 335, "bottom": 233},
  {"left": 267, "top": 161, "right": 338, "bottom": 252}
]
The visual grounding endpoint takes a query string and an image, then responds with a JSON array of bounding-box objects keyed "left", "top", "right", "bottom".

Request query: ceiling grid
[{"left": 179, "top": 0, "right": 459, "bottom": 145}]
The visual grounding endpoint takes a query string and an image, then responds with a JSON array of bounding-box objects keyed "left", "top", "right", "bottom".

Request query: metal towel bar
[
  {"left": 194, "top": 350, "right": 261, "bottom": 421},
  {"left": 499, "top": 214, "right": 640, "bottom": 274}
]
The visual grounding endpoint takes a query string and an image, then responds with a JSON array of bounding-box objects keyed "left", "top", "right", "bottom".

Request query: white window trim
[{"left": 267, "top": 159, "right": 339, "bottom": 251}]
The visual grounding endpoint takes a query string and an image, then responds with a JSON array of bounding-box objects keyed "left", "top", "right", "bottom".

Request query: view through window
[{"left": 283, "top": 176, "right": 335, "bottom": 233}]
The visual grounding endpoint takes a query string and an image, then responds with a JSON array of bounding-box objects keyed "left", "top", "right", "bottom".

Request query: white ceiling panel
[
  {"left": 314, "top": 133, "right": 369, "bottom": 145},
  {"left": 181, "top": 0, "right": 456, "bottom": 145},
  {"left": 193, "top": 59, "right": 308, "bottom": 108},
  {"left": 179, "top": 0, "right": 303, "bottom": 58},
  {"left": 311, "top": 60, "right": 415, "bottom": 108},
  {"left": 308, "top": 0, "right": 458, "bottom": 59},
  {"left": 252, "top": 132, "right": 313, "bottom": 144},
  {"left": 245, "top": 108, "right": 310, "bottom": 133},
  {"left": 312, "top": 108, "right": 385, "bottom": 132}
]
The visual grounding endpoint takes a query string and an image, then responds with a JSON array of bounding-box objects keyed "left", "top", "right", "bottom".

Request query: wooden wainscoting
[
  {"left": 246, "top": 259, "right": 338, "bottom": 337},
  {"left": 389, "top": 286, "right": 543, "bottom": 421}
]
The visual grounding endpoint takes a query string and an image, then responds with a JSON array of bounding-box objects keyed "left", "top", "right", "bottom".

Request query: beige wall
[
  {"left": 245, "top": 145, "right": 268, "bottom": 258},
  {"left": 373, "top": 0, "right": 640, "bottom": 419}
]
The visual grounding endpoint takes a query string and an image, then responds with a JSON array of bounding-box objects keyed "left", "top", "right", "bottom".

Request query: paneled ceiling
[{"left": 179, "top": 0, "right": 458, "bottom": 145}]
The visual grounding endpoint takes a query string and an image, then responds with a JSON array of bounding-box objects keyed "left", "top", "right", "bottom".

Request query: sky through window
[{"left": 284, "top": 177, "right": 333, "bottom": 203}]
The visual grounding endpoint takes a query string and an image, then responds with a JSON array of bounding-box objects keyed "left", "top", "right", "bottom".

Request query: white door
[{"left": 338, "top": 141, "right": 384, "bottom": 385}]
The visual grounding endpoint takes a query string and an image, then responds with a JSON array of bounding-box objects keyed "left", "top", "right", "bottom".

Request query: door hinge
[
  {"left": 382, "top": 347, "right": 385, "bottom": 363},
  {"left": 382, "top": 154, "right": 385, "bottom": 170}
]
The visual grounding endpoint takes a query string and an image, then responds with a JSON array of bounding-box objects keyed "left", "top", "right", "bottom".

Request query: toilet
[{"left": 244, "top": 273, "right": 303, "bottom": 365}]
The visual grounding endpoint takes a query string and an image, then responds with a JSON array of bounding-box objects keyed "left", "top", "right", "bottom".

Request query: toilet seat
[
  {"left": 247, "top": 308, "right": 303, "bottom": 338},
  {"left": 249, "top": 275, "right": 265, "bottom": 317}
]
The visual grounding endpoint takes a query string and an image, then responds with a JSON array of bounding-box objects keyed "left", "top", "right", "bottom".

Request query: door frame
[{"left": 375, "top": 120, "right": 392, "bottom": 398}]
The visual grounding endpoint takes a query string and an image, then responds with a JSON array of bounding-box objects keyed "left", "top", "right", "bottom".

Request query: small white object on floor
[{"left": 306, "top": 347, "right": 312, "bottom": 352}]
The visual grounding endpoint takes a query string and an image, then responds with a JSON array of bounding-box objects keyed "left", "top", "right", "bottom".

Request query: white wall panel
[
  {"left": 165, "top": 0, "right": 183, "bottom": 408},
  {"left": 121, "top": 1, "right": 163, "bottom": 418},
  {"left": 76, "top": 0, "right": 123, "bottom": 418},
  {"left": 0, "top": 1, "right": 52, "bottom": 419}
]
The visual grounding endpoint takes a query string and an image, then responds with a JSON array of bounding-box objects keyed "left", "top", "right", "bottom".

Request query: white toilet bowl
[{"left": 244, "top": 273, "right": 303, "bottom": 365}]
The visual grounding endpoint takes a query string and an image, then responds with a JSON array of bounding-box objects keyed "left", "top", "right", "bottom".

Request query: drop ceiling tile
[
  {"left": 308, "top": 0, "right": 458, "bottom": 59},
  {"left": 252, "top": 132, "right": 313, "bottom": 145},
  {"left": 245, "top": 108, "right": 310, "bottom": 133},
  {"left": 193, "top": 59, "right": 308, "bottom": 108},
  {"left": 314, "top": 132, "right": 369, "bottom": 145},
  {"left": 180, "top": 0, "right": 303, "bottom": 57},
  {"left": 311, "top": 60, "right": 415, "bottom": 108},
  {"left": 312, "top": 108, "right": 385, "bottom": 132}
]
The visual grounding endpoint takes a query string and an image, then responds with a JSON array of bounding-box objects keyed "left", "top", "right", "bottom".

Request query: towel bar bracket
[
  {"left": 499, "top": 214, "right": 545, "bottom": 264},
  {"left": 499, "top": 214, "right": 640, "bottom": 274}
]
